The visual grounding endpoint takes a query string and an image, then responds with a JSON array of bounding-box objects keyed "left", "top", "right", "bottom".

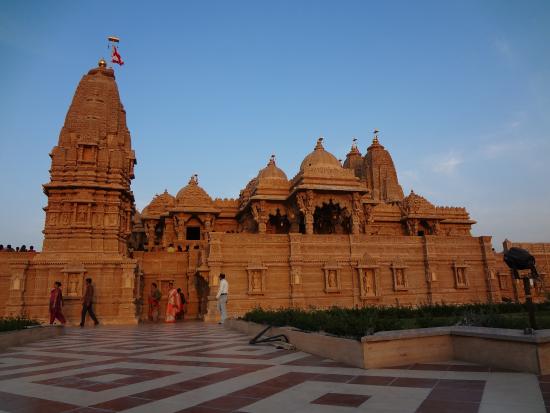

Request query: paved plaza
[{"left": 0, "top": 322, "right": 548, "bottom": 412}]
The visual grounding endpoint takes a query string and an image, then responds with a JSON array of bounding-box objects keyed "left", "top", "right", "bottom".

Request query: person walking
[
  {"left": 148, "top": 283, "right": 162, "bottom": 322},
  {"left": 176, "top": 288, "right": 186, "bottom": 320},
  {"left": 80, "top": 278, "right": 99, "bottom": 327},
  {"left": 49, "top": 281, "right": 66, "bottom": 325},
  {"left": 216, "top": 273, "right": 228, "bottom": 324}
]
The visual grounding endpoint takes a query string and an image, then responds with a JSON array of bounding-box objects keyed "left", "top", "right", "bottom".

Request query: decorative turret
[
  {"left": 343, "top": 137, "right": 363, "bottom": 179},
  {"left": 363, "top": 130, "right": 404, "bottom": 202},
  {"left": 42, "top": 61, "right": 137, "bottom": 254}
]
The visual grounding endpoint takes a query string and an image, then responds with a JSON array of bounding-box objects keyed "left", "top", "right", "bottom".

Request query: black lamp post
[{"left": 504, "top": 247, "right": 539, "bottom": 331}]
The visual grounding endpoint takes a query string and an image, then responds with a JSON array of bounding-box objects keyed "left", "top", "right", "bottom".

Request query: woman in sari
[
  {"left": 165, "top": 282, "right": 181, "bottom": 323},
  {"left": 49, "top": 281, "right": 66, "bottom": 325}
]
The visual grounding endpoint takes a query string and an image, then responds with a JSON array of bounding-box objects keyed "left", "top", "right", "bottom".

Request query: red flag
[{"left": 111, "top": 45, "right": 124, "bottom": 66}]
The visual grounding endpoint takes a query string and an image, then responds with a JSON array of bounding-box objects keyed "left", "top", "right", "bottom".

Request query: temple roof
[
  {"left": 402, "top": 190, "right": 435, "bottom": 215},
  {"left": 299, "top": 138, "right": 342, "bottom": 172},
  {"left": 142, "top": 190, "right": 175, "bottom": 218},
  {"left": 291, "top": 137, "right": 366, "bottom": 193},
  {"left": 364, "top": 134, "right": 404, "bottom": 201},
  {"left": 175, "top": 175, "right": 216, "bottom": 210},
  {"left": 258, "top": 155, "right": 288, "bottom": 181}
]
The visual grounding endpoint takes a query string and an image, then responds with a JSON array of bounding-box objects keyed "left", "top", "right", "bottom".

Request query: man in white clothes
[{"left": 216, "top": 273, "right": 229, "bottom": 324}]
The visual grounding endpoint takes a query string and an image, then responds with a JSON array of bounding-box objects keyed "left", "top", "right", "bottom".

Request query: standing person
[
  {"left": 80, "top": 278, "right": 99, "bottom": 327},
  {"left": 176, "top": 288, "right": 186, "bottom": 320},
  {"left": 165, "top": 282, "right": 181, "bottom": 323},
  {"left": 49, "top": 281, "right": 66, "bottom": 325},
  {"left": 148, "top": 283, "right": 161, "bottom": 322},
  {"left": 216, "top": 273, "right": 228, "bottom": 324}
]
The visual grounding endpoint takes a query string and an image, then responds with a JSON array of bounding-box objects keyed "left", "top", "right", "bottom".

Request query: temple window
[{"left": 186, "top": 226, "right": 201, "bottom": 240}]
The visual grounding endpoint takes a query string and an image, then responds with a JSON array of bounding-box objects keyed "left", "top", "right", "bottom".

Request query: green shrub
[
  {"left": 242, "top": 303, "right": 550, "bottom": 340},
  {"left": 0, "top": 316, "right": 40, "bottom": 332}
]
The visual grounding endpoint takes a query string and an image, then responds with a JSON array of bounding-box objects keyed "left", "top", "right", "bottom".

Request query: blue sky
[{"left": 0, "top": 0, "right": 549, "bottom": 250}]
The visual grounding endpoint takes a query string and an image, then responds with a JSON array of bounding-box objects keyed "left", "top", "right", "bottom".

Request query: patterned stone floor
[{"left": 0, "top": 322, "right": 547, "bottom": 413}]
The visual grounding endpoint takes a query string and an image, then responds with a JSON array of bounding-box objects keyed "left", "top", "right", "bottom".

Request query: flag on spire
[{"left": 111, "top": 45, "right": 124, "bottom": 66}]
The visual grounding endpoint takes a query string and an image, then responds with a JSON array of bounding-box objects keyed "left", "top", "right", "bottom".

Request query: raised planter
[
  {"left": 0, "top": 325, "right": 65, "bottom": 351},
  {"left": 225, "top": 319, "right": 550, "bottom": 374}
]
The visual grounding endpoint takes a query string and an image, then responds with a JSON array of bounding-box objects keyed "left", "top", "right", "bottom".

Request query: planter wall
[
  {"left": 226, "top": 319, "right": 550, "bottom": 374},
  {"left": 0, "top": 325, "right": 65, "bottom": 351}
]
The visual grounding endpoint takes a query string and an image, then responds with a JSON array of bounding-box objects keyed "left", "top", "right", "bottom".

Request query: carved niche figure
[
  {"left": 391, "top": 262, "right": 408, "bottom": 291},
  {"left": 247, "top": 263, "right": 267, "bottom": 295},
  {"left": 328, "top": 270, "right": 337, "bottom": 287},
  {"left": 453, "top": 261, "right": 468, "bottom": 288},
  {"left": 252, "top": 270, "right": 262, "bottom": 291},
  {"left": 323, "top": 264, "right": 341, "bottom": 293}
]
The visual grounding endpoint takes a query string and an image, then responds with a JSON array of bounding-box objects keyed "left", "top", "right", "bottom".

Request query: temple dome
[
  {"left": 176, "top": 175, "right": 214, "bottom": 208},
  {"left": 299, "top": 138, "right": 342, "bottom": 172},
  {"left": 258, "top": 156, "right": 288, "bottom": 181},
  {"left": 142, "top": 190, "right": 175, "bottom": 218}
]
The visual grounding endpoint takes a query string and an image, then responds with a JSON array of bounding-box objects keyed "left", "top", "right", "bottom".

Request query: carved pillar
[
  {"left": 145, "top": 221, "right": 156, "bottom": 251},
  {"left": 6, "top": 260, "right": 30, "bottom": 317},
  {"left": 296, "top": 190, "right": 315, "bottom": 235},
  {"left": 118, "top": 260, "right": 138, "bottom": 323},
  {"left": 251, "top": 201, "right": 268, "bottom": 234},
  {"left": 204, "top": 233, "right": 223, "bottom": 321},
  {"left": 363, "top": 203, "right": 375, "bottom": 233},
  {"left": 351, "top": 193, "right": 364, "bottom": 234},
  {"left": 163, "top": 217, "right": 176, "bottom": 248},
  {"left": 289, "top": 233, "right": 305, "bottom": 306},
  {"left": 480, "top": 236, "right": 501, "bottom": 303},
  {"left": 422, "top": 235, "right": 439, "bottom": 304}
]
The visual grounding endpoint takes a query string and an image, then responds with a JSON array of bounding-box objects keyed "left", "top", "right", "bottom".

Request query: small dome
[
  {"left": 176, "top": 175, "right": 213, "bottom": 208},
  {"left": 142, "top": 190, "right": 175, "bottom": 218},
  {"left": 258, "top": 155, "right": 288, "bottom": 181},
  {"left": 299, "top": 137, "right": 342, "bottom": 172}
]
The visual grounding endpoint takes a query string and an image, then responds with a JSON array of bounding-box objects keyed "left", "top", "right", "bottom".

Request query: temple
[{"left": 0, "top": 61, "right": 548, "bottom": 324}]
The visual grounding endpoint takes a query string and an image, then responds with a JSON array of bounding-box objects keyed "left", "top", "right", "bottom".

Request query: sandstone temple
[{"left": 1, "top": 61, "right": 549, "bottom": 324}]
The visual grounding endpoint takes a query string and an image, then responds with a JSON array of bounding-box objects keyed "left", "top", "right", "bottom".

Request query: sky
[{"left": 0, "top": 0, "right": 549, "bottom": 251}]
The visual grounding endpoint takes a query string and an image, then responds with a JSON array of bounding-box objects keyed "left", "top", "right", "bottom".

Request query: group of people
[
  {"left": 148, "top": 282, "right": 187, "bottom": 323},
  {"left": 0, "top": 244, "right": 35, "bottom": 252},
  {"left": 48, "top": 273, "right": 229, "bottom": 326},
  {"left": 49, "top": 278, "right": 99, "bottom": 327}
]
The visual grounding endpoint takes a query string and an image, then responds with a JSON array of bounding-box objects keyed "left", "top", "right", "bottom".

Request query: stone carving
[
  {"left": 391, "top": 261, "right": 409, "bottom": 291},
  {"left": 323, "top": 263, "right": 341, "bottom": 293},
  {"left": 453, "top": 260, "right": 469, "bottom": 288},
  {"left": 246, "top": 263, "right": 267, "bottom": 295}
]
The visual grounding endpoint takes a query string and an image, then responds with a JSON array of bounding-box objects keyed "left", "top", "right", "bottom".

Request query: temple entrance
[{"left": 313, "top": 201, "right": 351, "bottom": 234}]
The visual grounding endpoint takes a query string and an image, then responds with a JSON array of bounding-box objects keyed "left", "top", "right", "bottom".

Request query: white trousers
[{"left": 217, "top": 294, "right": 227, "bottom": 323}]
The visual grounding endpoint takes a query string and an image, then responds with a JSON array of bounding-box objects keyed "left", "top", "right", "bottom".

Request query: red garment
[
  {"left": 49, "top": 287, "right": 66, "bottom": 324},
  {"left": 111, "top": 46, "right": 124, "bottom": 66},
  {"left": 165, "top": 288, "right": 181, "bottom": 323}
]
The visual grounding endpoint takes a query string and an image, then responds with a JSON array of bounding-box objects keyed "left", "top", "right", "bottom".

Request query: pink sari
[{"left": 165, "top": 288, "right": 181, "bottom": 323}]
